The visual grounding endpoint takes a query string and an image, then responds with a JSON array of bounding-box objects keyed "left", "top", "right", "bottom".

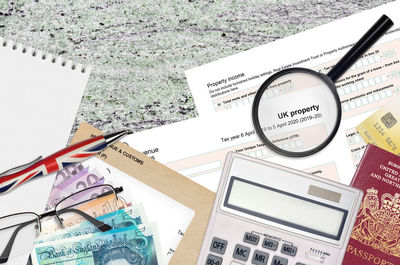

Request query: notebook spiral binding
[{"left": 0, "top": 36, "right": 87, "bottom": 73}]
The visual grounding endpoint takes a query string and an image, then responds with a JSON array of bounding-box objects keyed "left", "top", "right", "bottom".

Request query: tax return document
[{"left": 124, "top": 0, "right": 400, "bottom": 191}]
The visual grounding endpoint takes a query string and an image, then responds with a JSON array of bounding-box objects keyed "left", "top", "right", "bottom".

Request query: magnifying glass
[{"left": 252, "top": 15, "right": 393, "bottom": 157}]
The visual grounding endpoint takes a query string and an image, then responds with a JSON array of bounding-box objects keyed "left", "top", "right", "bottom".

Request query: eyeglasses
[{"left": 0, "top": 184, "right": 123, "bottom": 264}]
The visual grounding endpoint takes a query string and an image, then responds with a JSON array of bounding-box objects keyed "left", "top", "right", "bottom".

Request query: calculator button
[
  {"left": 205, "top": 254, "right": 223, "bottom": 265},
  {"left": 210, "top": 237, "right": 228, "bottom": 254},
  {"left": 280, "top": 244, "right": 297, "bottom": 256},
  {"left": 295, "top": 263, "right": 307, "bottom": 265},
  {"left": 251, "top": 250, "right": 269, "bottom": 265},
  {"left": 233, "top": 244, "right": 251, "bottom": 261},
  {"left": 230, "top": 262, "right": 244, "bottom": 265},
  {"left": 270, "top": 255, "right": 288, "bottom": 265},
  {"left": 262, "top": 238, "right": 278, "bottom": 251},
  {"left": 243, "top": 232, "right": 260, "bottom": 245}
]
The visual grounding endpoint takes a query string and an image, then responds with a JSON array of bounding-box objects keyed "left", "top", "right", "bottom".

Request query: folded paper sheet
[
  {"left": 71, "top": 122, "right": 215, "bottom": 265},
  {"left": 123, "top": 0, "right": 400, "bottom": 190}
]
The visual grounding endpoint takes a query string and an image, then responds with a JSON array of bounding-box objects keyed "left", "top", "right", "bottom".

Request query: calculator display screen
[{"left": 224, "top": 177, "right": 348, "bottom": 240}]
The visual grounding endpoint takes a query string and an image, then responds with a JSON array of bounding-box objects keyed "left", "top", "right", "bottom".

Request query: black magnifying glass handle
[{"left": 327, "top": 14, "right": 393, "bottom": 82}]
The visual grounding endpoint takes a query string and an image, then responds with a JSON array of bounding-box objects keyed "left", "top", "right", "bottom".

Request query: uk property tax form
[{"left": 125, "top": 1, "right": 400, "bottom": 191}]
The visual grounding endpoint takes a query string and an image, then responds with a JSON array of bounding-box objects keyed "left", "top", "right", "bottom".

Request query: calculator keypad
[
  {"left": 205, "top": 233, "right": 301, "bottom": 265},
  {"left": 210, "top": 237, "right": 228, "bottom": 255},
  {"left": 233, "top": 244, "right": 251, "bottom": 261}
]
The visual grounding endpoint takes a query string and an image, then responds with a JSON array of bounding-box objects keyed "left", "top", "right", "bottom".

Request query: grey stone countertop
[{"left": 0, "top": 0, "right": 394, "bottom": 135}]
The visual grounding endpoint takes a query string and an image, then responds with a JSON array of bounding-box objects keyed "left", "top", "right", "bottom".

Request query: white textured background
[{"left": 0, "top": 0, "right": 394, "bottom": 134}]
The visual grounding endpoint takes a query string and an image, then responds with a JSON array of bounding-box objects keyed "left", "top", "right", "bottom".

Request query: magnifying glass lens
[{"left": 256, "top": 72, "right": 339, "bottom": 154}]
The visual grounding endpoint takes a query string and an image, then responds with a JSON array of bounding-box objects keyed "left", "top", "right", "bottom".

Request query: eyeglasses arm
[
  {"left": 0, "top": 219, "right": 36, "bottom": 264},
  {"left": 57, "top": 208, "right": 111, "bottom": 232},
  {"left": 54, "top": 186, "right": 123, "bottom": 212}
]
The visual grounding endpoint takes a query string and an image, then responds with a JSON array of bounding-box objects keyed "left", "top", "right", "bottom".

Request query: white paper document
[
  {"left": 0, "top": 38, "right": 90, "bottom": 264},
  {"left": 124, "top": 1, "right": 400, "bottom": 192}
]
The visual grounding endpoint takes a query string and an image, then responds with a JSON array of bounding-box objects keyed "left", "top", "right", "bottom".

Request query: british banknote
[
  {"left": 37, "top": 205, "right": 147, "bottom": 242},
  {"left": 45, "top": 167, "right": 105, "bottom": 211},
  {"left": 51, "top": 164, "right": 85, "bottom": 188},
  {"left": 31, "top": 226, "right": 159, "bottom": 265}
]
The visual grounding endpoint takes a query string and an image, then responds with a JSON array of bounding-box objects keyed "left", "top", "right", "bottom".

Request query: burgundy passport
[{"left": 342, "top": 144, "right": 400, "bottom": 265}]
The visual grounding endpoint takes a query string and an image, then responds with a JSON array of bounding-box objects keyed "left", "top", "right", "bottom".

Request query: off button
[{"left": 210, "top": 237, "right": 228, "bottom": 255}]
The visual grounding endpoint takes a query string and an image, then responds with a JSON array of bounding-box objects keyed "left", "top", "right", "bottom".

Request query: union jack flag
[{"left": 0, "top": 136, "right": 107, "bottom": 194}]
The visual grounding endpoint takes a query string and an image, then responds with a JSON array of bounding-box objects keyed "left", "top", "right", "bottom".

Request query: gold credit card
[{"left": 357, "top": 96, "right": 400, "bottom": 155}]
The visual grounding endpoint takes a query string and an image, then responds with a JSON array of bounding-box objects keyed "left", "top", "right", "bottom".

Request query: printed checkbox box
[
  {"left": 362, "top": 81, "right": 369, "bottom": 88},
  {"left": 355, "top": 99, "right": 362, "bottom": 107},
  {"left": 380, "top": 91, "right": 386, "bottom": 99},
  {"left": 290, "top": 141, "right": 296, "bottom": 149},
  {"left": 374, "top": 55, "right": 381, "bottom": 61},
  {"left": 386, "top": 90, "right": 393, "bottom": 97},
  {"left": 256, "top": 150, "right": 262, "bottom": 157},
  {"left": 356, "top": 61, "right": 363, "bottom": 68},
  {"left": 351, "top": 84, "right": 357, "bottom": 92},
  {"left": 368, "top": 57, "right": 375, "bottom": 64},
  {"left": 374, "top": 76, "right": 381, "bottom": 84},
  {"left": 369, "top": 79, "right": 375, "bottom": 86},
  {"left": 347, "top": 137, "right": 354, "bottom": 145},
  {"left": 381, "top": 75, "right": 387, "bottom": 81},
  {"left": 338, "top": 88, "right": 345, "bottom": 96},
  {"left": 273, "top": 89, "right": 279, "bottom": 96},
  {"left": 345, "top": 86, "right": 351, "bottom": 93},
  {"left": 343, "top": 103, "right": 350, "bottom": 111},
  {"left": 267, "top": 90, "right": 273, "bottom": 97},
  {"left": 362, "top": 98, "right": 368, "bottom": 105},
  {"left": 261, "top": 149, "right": 268, "bottom": 156},
  {"left": 350, "top": 101, "right": 356, "bottom": 109},
  {"left": 362, "top": 59, "right": 369, "bottom": 66},
  {"left": 368, "top": 95, "right": 374, "bottom": 103},
  {"left": 356, "top": 83, "right": 363, "bottom": 90},
  {"left": 374, "top": 94, "right": 380, "bottom": 101}
]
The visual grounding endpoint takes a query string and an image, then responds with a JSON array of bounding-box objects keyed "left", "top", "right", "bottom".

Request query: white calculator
[{"left": 197, "top": 152, "right": 363, "bottom": 265}]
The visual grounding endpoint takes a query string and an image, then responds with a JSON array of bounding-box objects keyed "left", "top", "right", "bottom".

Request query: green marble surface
[{"left": 0, "top": 0, "right": 394, "bottom": 134}]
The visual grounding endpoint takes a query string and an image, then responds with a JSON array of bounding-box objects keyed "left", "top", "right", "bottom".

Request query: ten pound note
[{"left": 342, "top": 144, "right": 400, "bottom": 265}]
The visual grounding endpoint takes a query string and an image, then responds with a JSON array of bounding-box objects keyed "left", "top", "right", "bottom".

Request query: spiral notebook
[{"left": 0, "top": 36, "right": 90, "bottom": 263}]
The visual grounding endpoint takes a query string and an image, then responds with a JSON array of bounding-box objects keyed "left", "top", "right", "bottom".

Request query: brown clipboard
[{"left": 71, "top": 122, "right": 215, "bottom": 265}]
